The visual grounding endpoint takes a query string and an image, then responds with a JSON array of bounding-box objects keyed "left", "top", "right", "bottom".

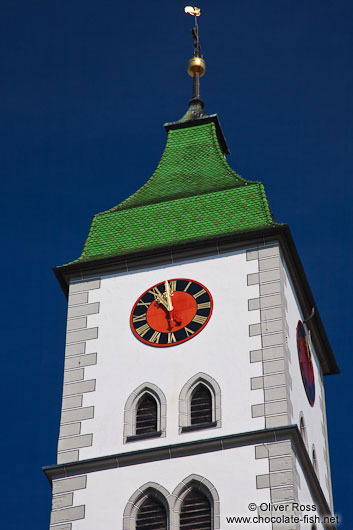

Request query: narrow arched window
[
  {"left": 136, "top": 495, "right": 167, "bottom": 530},
  {"left": 312, "top": 447, "right": 319, "bottom": 475},
  {"left": 180, "top": 488, "right": 211, "bottom": 530},
  {"left": 136, "top": 393, "right": 157, "bottom": 435},
  {"left": 191, "top": 383, "right": 212, "bottom": 425},
  {"left": 299, "top": 415, "right": 308, "bottom": 449}
]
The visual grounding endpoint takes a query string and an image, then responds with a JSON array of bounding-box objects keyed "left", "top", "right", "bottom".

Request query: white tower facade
[{"left": 44, "top": 29, "right": 338, "bottom": 530}]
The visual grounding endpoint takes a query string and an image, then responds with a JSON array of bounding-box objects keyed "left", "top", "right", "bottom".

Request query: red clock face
[
  {"left": 130, "top": 278, "right": 213, "bottom": 347},
  {"left": 297, "top": 321, "right": 315, "bottom": 406}
]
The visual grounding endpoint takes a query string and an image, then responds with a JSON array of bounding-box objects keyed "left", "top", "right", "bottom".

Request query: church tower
[{"left": 44, "top": 8, "right": 338, "bottom": 530}]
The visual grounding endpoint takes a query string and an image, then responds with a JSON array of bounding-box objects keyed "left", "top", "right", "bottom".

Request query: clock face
[
  {"left": 297, "top": 321, "right": 315, "bottom": 406},
  {"left": 130, "top": 278, "right": 213, "bottom": 347}
]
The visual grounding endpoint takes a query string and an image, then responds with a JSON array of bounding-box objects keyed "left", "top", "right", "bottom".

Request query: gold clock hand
[
  {"left": 154, "top": 292, "right": 169, "bottom": 310},
  {"left": 164, "top": 280, "right": 174, "bottom": 311}
]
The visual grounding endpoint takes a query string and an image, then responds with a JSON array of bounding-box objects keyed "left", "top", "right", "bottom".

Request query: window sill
[
  {"left": 126, "top": 431, "right": 162, "bottom": 442},
  {"left": 181, "top": 421, "right": 217, "bottom": 433}
]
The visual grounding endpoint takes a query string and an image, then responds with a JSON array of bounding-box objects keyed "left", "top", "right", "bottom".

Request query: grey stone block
[
  {"left": 247, "top": 272, "right": 259, "bottom": 285},
  {"left": 258, "top": 245, "right": 280, "bottom": 258},
  {"left": 269, "top": 456, "right": 293, "bottom": 472},
  {"left": 271, "top": 487, "right": 295, "bottom": 503},
  {"left": 260, "top": 293, "right": 282, "bottom": 308},
  {"left": 52, "top": 493, "right": 73, "bottom": 510},
  {"left": 263, "top": 359, "right": 285, "bottom": 374},
  {"left": 265, "top": 401, "right": 287, "bottom": 415},
  {"left": 261, "top": 307, "right": 283, "bottom": 321},
  {"left": 265, "top": 414, "right": 289, "bottom": 428},
  {"left": 256, "top": 474, "right": 270, "bottom": 489},
  {"left": 68, "top": 302, "right": 100, "bottom": 319},
  {"left": 260, "top": 269, "right": 281, "bottom": 283},
  {"left": 50, "top": 525, "right": 72, "bottom": 530},
  {"left": 67, "top": 317, "right": 87, "bottom": 331},
  {"left": 50, "top": 505, "right": 85, "bottom": 525},
  {"left": 62, "top": 395, "right": 83, "bottom": 410},
  {"left": 262, "top": 332, "right": 284, "bottom": 348},
  {"left": 59, "top": 423, "right": 81, "bottom": 437},
  {"left": 65, "top": 343, "right": 85, "bottom": 357},
  {"left": 57, "top": 450, "right": 79, "bottom": 464},
  {"left": 249, "top": 323, "right": 261, "bottom": 336},
  {"left": 259, "top": 256, "right": 280, "bottom": 270},
  {"left": 52, "top": 476, "right": 87, "bottom": 494},
  {"left": 58, "top": 434, "right": 93, "bottom": 451},
  {"left": 248, "top": 298, "right": 260, "bottom": 311},
  {"left": 59, "top": 423, "right": 81, "bottom": 438},
  {"left": 250, "top": 349, "right": 262, "bottom": 363},
  {"left": 270, "top": 471, "right": 294, "bottom": 487},
  {"left": 251, "top": 376, "right": 263, "bottom": 390},
  {"left": 267, "top": 441, "right": 291, "bottom": 457},
  {"left": 260, "top": 282, "right": 281, "bottom": 296},
  {"left": 252, "top": 404, "right": 265, "bottom": 417},
  {"left": 64, "top": 369, "right": 84, "bottom": 383},
  {"left": 246, "top": 249, "right": 258, "bottom": 260},
  {"left": 61, "top": 406, "right": 94, "bottom": 424},
  {"left": 65, "top": 352, "right": 97, "bottom": 370},
  {"left": 70, "top": 279, "right": 101, "bottom": 293},
  {"left": 264, "top": 387, "right": 287, "bottom": 402},
  {"left": 68, "top": 292, "right": 89, "bottom": 306},
  {"left": 261, "top": 319, "right": 283, "bottom": 334},
  {"left": 262, "top": 345, "right": 284, "bottom": 361},
  {"left": 66, "top": 327, "right": 98, "bottom": 344},
  {"left": 63, "top": 379, "right": 96, "bottom": 396},
  {"left": 255, "top": 445, "right": 269, "bottom": 459},
  {"left": 263, "top": 373, "right": 286, "bottom": 388}
]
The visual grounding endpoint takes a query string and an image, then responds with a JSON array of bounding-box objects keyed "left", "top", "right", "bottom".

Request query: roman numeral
[
  {"left": 135, "top": 323, "right": 151, "bottom": 337},
  {"left": 168, "top": 332, "right": 177, "bottom": 343},
  {"left": 193, "top": 288, "right": 206, "bottom": 299},
  {"left": 192, "top": 314, "right": 207, "bottom": 325},
  {"left": 184, "top": 281, "right": 192, "bottom": 292},
  {"left": 197, "top": 302, "right": 211, "bottom": 310},
  {"left": 149, "top": 331, "right": 161, "bottom": 344},
  {"left": 184, "top": 327, "right": 194, "bottom": 337},
  {"left": 149, "top": 286, "right": 162, "bottom": 297},
  {"left": 132, "top": 312, "right": 147, "bottom": 323},
  {"left": 169, "top": 280, "right": 177, "bottom": 292},
  {"left": 137, "top": 299, "right": 151, "bottom": 308}
]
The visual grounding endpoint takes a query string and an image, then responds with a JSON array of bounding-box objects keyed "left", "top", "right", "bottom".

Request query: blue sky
[{"left": 1, "top": 1, "right": 352, "bottom": 527}]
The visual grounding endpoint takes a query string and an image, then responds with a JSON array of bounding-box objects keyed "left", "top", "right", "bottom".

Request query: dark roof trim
[
  {"left": 43, "top": 425, "right": 334, "bottom": 528},
  {"left": 53, "top": 225, "right": 338, "bottom": 375},
  {"left": 164, "top": 114, "right": 230, "bottom": 155}
]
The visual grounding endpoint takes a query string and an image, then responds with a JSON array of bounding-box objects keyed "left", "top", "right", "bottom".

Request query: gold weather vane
[{"left": 184, "top": 6, "right": 201, "bottom": 17}]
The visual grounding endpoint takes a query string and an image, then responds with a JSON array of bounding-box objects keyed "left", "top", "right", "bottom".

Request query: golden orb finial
[{"left": 187, "top": 56, "right": 206, "bottom": 77}]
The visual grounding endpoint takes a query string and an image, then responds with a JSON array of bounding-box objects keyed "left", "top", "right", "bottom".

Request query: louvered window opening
[
  {"left": 136, "top": 394, "right": 158, "bottom": 435},
  {"left": 180, "top": 489, "right": 211, "bottom": 530},
  {"left": 191, "top": 384, "right": 212, "bottom": 425},
  {"left": 136, "top": 496, "right": 167, "bottom": 530}
]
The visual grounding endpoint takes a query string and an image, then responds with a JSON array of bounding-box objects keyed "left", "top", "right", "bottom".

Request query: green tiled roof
[{"left": 62, "top": 118, "right": 277, "bottom": 266}]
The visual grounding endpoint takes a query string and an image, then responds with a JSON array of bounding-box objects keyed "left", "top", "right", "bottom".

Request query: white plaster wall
[
  {"left": 72, "top": 445, "right": 271, "bottom": 530},
  {"left": 77, "top": 249, "right": 265, "bottom": 460},
  {"left": 282, "top": 257, "right": 331, "bottom": 505}
]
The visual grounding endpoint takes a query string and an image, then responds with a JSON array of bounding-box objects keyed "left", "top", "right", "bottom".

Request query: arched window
[
  {"left": 172, "top": 475, "right": 219, "bottom": 530},
  {"left": 312, "top": 446, "right": 319, "bottom": 476},
  {"left": 123, "top": 383, "right": 167, "bottom": 443},
  {"left": 299, "top": 414, "right": 308, "bottom": 449},
  {"left": 179, "top": 373, "right": 221, "bottom": 433},
  {"left": 191, "top": 383, "right": 212, "bottom": 425},
  {"left": 180, "top": 488, "right": 211, "bottom": 530},
  {"left": 136, "top": 494, "right": 167, "bottom": 530},
  {"left": 123, "top": 482, "right": 170, "bottom": 530},
  {"left": 136, "top": 393, "right": 157, "bottom": 435}
]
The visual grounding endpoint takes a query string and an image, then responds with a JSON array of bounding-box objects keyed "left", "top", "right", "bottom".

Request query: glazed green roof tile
[{"left": 61, "top": 118, "right": 278, "bottom": 266}]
